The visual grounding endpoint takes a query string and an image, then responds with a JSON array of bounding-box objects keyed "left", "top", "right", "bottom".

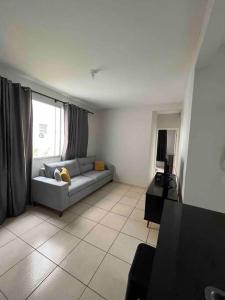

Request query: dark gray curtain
[
  {"left": 0, "top": 76, "right": 33, "bottom": 224},
  {"left": 157, "top": 130, "right": 167, "bottom": 161},
  {"left": 62, "top": 104, "right": 88, "bottom": 160}
]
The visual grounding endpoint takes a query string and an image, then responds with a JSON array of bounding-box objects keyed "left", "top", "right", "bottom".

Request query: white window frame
[{"left": 32, "top": 96, "right": 64, "bottom": 159}]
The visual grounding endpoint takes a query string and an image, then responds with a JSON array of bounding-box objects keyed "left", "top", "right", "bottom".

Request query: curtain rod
[{"left": 31, "top": 90, "right": 94, "bottom": 114}]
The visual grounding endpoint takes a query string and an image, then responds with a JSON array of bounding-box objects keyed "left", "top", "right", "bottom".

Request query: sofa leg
[{"left": 59, "top": 212, "right": 63, "bottom": 217}]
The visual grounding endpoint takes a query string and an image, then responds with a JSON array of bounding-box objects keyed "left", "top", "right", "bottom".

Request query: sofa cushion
[
  {"left": 44, "top": 159, "right": 80, "bottom": 178},
  {"left": 69, "top": 176, "right": 95, "bottom": 196},
  {"left": 83, "top": 170, "right": 112, "bottom": 181},
  {"left": 78, "top": 156, "right": 95, "bottom": 174}
]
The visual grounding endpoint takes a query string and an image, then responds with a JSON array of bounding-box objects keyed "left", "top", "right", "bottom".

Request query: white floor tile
[
  {"left": 81, "top": 206, "right": 107, "bottom": 222},
  {"left": 46, "top": 210, "right": 77, "bottom": 229},
  {"left": 60, "top": 241, "right": 105, "bottom": 284},
  {"left": 125, "top": 190, "right": 142, "bottom": 200},
  {"left": 0, "top": 251, "right": 56, "bottom": 300},
  {"left": 28, "top": 205, "right": 56, "bottom": 220},
  {"left": 147, "top": 228, "right": 159, "bottom": 247},
  {"left": 84, "top": 224, "right": 118, "bottom": 251},
  {"left": 38, "top": 230, "right": 80, "bottom": 264},
  {"left": 100, "top": 212, "right": 127, "bottom": 231},
  {"left": 129, "top": 208, "right": 145, "bottom": 223},
  {"left": 150, "top": 222, "right": 160, "bottom": 230},
  {"left": 109, "top": 233, "right": 141, "bottom": 264},
  {"left": 4, "top": 213, "right": 43, "bottom": 236},
  {"left": 102, "top": 193, "right": 122, "bottom": 203},
  {"left": 64, "top": 216, "right": 97, "bottom": 239},
  {"left": 0, "top": 291, "right": 6, "bottom": 300},
  {"left": 121, "top": 219, "right": 149, "bottom": 241},
  {"left": 111, "top": 203, "right": 133, "bottom": 217},
  {"left": 80, "top": 288, "right": 104, "bottom": 300},
  {"left": 93, "top": 198, "right": 118, "bottom": 211},
  {"left": 89, "top": 254, "right": 130, "bottom": 300},
  {"left": 120, "top": 196, "right": 139, "bottom": 207},
  {"left": 28, "top": 267, "right": 85, "bottom": 300},
  {"left": 69, "top": 202, "right": 92, "bottom": 215},
  {"left": 0, "top": 227, "right": 16, "bottom": 248},
  {"left": 20, "top": 221, "right": 59, "bottom": 248},
  {"left": 0, "top": 238, "right": 33, "bottom": 276},
  {"left": 136, "top": 198, "right": 145, "bottom": 209}
]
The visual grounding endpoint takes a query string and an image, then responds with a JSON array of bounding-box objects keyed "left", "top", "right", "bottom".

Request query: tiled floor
[{"left": 0, "top": 182, "right": 159, "bottom": 300}]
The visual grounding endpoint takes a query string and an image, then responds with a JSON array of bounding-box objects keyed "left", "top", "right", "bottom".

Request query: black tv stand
[{"left": 144, "top": 172, "right": 179, "bottom": 225}]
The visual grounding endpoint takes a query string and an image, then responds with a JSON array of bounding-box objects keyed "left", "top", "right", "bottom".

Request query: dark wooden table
[
  {"left": 147, "top": 200, "right": 225, "bottom": 300},
  {"left": 144, "top": 173, "right": 178, "bottom": 225}
]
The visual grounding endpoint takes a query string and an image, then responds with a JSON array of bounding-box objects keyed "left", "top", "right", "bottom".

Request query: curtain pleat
[
  {"left": 0, "top": 77, "right": 33, "bottom": 224},
  {"left": 62, "top": 104, "right": 88, "bottom": 160}
]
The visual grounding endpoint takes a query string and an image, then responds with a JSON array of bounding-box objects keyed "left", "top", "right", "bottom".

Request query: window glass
[{"left": 32, "top": 99, "right": 63, "bottom": 158}]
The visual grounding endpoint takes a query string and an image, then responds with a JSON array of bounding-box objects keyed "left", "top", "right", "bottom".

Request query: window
[{"left": 32, "top": 99, "right": 64, "bottom": 158}]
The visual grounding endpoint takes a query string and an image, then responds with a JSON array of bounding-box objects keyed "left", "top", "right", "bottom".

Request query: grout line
[{"left": 0, "top": 182, "right": 151, "bottom": 300}]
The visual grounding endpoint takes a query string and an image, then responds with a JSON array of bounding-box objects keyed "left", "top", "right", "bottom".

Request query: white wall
[
  {"left": 95, "top": 107, "right": 153, "bottom": 187},
  {"left": 157, "top": 113, "right": 181, "bottom": 129},
  {"left": 178, "top": 69, "right": 195, "bottom": 199},
  {"left": 183, "top": 45, "right": 225, "bottom": 212}
]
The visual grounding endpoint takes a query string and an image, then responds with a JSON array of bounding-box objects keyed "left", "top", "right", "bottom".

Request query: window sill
[{"left": 33, "top": 155, "right": 61, "bottom": 160}]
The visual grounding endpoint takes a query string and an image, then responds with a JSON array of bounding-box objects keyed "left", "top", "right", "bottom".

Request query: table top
[{"left": 147, "top": 200, "right": 225, "bottom": 300}]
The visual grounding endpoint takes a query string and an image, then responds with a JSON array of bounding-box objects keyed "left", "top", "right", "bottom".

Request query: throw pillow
[
  {"left": 54, "top": 168, "right": 62, "bottom": 181},
  {"left": 95, "top": 161, "right": 105, "bottom": 171},
  {"left": 60, "top": 167, "right": 71, "bottom": 185}
]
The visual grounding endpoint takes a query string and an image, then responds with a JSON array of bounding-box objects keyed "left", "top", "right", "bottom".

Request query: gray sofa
[{"left": 31, "top": 156, "right": 114, "bottom": 215}]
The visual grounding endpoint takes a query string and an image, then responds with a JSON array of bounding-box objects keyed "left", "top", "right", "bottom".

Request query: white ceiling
[
  {"left": 197, "top": 0, "right": 225, "bottom": 69},
  {"left": 0, "top": 0, "right": 208, "bottom": 108}
]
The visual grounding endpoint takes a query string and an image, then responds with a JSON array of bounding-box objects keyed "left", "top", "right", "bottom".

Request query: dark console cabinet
[{"left": 145, "top": 173, "right": 178, "bottom": 225}]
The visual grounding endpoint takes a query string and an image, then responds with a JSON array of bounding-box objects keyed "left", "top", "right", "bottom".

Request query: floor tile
[
  {"left": 28, "top": 205, "right": 56, "bottom": 220},
  {"left": 109, "top": 233, "right": 142, "bottom": 264},
  {"left": 80, "top": 288, "right": 104, "bottom": 300},
  {"left": 82, "top": 195, "right": 101, "bottom": 206},
  {"left": 0, "top": 238, "right": 33, "bottom": 276},
  {"left": 100, "top": 212, "right": 127, "bottom": 231},
  {"left": 129, "top": 208, "right": 145, "bottom": 223},
  {"left": 150, "top": 222, "right": 160, "bottom": 230},
  {"left": 28, "top": 267, "right": 85, "bottom": 300},
  {"left": 147, "top": 228, "right": 159, "bottom": 247},
  {"left": 4, "top": 213, "right": 43, "bottom": 236},
  {"left": 64, "top": 216, "right": 97, "bottom": 239},
  {"left": 89, "top": 254, "right": 130, "bottom": 300},
  {"left": 0, "top": 251, "right": 56, "bottom": 300},
  {"left": 38, "top": 230, "right": 80, "bottom": 264},
  {"left": 136, "top": 199, "right": 145, "bottom": 209},
  {"left": 102, "top": 193, "right": 122, "bottom": 203},
  {"left": 84, "top": 224, "right": 118, "bottom": 251},
  {"left": 0, "top": 227, "right": 16, "bottom": 248},
  {"left": 46, "top": 210, "right": 77, "bottom": 229},
  {"left": 111, "top": 203, "right": 133, "bottom": 217},
  {"left": 120, "top": 196, "right": 139, "bottom": 207},
  {"left": 125, "top": 190, "right": 142, "bottom": 200},
  {"left": 129, "top": 186, "right": 146, "bottom": 194},
  {"left": 60, "top": 241, "right": 105, "bottom": 285},
  {"left": 69, "top": 202, "right": 92, "bottom": 215},
  {"left": 0, "top": 291, "right": 6, "bottom": 300},
  {"left": 81, "top": 206, "right": 107, "bottom": 222},
  {"left": 20, "top": 221, "right": 59, "bottom": 248},
  {"left": 121, "top": 219, "right": 149, "bottom": 241},
  {"left": 93, "top": 197, "right": 118, "bottom": 211}
]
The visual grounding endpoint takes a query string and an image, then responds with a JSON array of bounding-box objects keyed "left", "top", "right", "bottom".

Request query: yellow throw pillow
[
  {"left": 95, "top": 161, "right": 105, "bottom": 171},
  {"left": 60, "top": 167, "right": 71, "bottom": 185}
]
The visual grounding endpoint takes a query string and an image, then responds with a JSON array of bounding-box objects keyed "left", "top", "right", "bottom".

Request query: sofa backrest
[
  {"left": 44, "top": 159, "right": 80, "bottom": 178},
  {"left": 77, "top": 156, "right": 95, "bottom": 174}
]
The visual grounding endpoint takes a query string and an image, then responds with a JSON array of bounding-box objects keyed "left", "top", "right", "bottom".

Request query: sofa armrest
[
  {"left": 105, "top": 163, "right": 114, "bottom": 174},
  {"left": 31, "top": 176, "right": 69, "bottom": 212}
]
